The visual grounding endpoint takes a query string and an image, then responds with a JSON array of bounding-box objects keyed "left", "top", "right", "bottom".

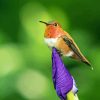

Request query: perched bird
[{"left": 40, "top": 21, "right": 91, "bottom": 67}]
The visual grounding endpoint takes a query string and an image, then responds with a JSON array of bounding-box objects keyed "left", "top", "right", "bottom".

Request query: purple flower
[{"left": 52, "top": 48, "right": 78, "bottom": 100}]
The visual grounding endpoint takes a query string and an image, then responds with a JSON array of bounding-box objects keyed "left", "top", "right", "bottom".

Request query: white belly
[
  {"left": 65, "top": 51, "right": 74, "bottom": 57},
  {"left": 44, "top": 38, "right": 58, "bottom": 47}
]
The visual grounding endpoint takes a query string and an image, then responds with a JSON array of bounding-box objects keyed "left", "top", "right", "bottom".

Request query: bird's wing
[
  {"left": 62, "top": 35, "right": 91, "bottom": 66},
  {"left": 62, "top": 35, "right": 84, "bottom": 59}
]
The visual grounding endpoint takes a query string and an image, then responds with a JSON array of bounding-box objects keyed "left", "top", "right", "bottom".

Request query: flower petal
[
  {"left": 72, "top": 77, "right": 78, "bottom": 94},
  {"left": 52, "top": 48, "right": 73, "bottom": 100}
]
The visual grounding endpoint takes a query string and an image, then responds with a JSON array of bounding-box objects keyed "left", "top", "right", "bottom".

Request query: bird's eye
[{"left": 54, "top": 23, "right": 58, "bottom": 26}]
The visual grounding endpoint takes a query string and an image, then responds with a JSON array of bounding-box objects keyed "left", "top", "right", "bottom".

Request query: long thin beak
[{"left": 39, "top": 21, "right": 50, "bottom": 25}]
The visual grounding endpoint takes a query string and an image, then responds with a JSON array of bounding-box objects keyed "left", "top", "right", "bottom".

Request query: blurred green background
[{"left": 0, "top": 0, "right": 100, "bottom": 100}]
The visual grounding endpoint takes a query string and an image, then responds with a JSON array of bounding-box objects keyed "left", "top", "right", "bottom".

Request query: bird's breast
[
  {"left": 44, "top": 38, "right": 58, "bottom": 47},
  {"left": 44, "top": 37, "right": 74, "bottom": 57}
]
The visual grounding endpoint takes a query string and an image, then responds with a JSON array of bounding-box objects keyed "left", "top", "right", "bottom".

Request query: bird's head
[{"left": 39, "top": 21, "right": 66, "bottom": 38}]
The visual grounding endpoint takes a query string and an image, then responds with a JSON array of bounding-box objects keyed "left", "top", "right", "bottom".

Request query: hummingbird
[{"left": 40, "top": 21, "right": 91, "bottom": 67}]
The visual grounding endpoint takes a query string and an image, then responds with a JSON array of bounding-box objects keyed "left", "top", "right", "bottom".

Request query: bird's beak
[{"left": 39, "top": 21, "right": 50, "bottom": 25}]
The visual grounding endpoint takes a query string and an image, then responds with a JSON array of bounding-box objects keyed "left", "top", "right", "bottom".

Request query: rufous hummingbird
[{"left": 40, "top": 21, "right": 92, "bottom": 67}]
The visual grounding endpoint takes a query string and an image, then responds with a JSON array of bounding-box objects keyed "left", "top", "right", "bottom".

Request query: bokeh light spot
[
  {"left": 0, "top": 44, "right": 23, "bottom": 77},
  {"left": 16, "top": 69, "right": 49, "bottom": 99}
]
